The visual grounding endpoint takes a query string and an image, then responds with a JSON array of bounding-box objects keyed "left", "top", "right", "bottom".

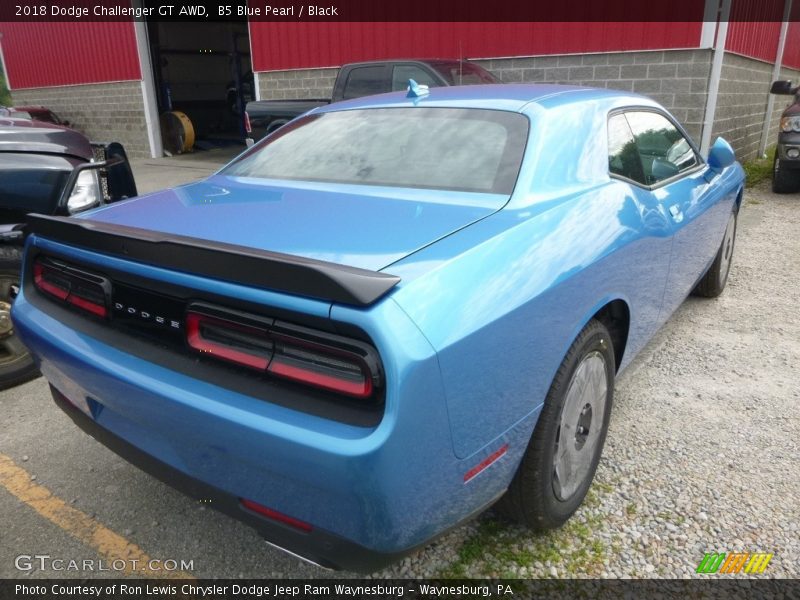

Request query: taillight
[
  {"left": 244, "top": 110, "right": 252, "bottom": 133},
  {"left": 33, "top": 258, "right": 109, "bottom": 318},
  {"left": 186, "top": 312, "right": 272, "bottom": 371},
  {"left": 186, "top": 304, "right": 381, "bottom": 400},
  {"left": 268, "top": 332, "right": 373, "bottom": 398}
]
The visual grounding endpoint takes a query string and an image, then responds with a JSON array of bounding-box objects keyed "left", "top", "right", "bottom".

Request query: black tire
[
  {"left": 0, "top": 246, "right": 39, "bottom": 390},
  {"left": 497, "top": 319, "right": 615, "bottom": 530},
  {"left": 692, "top": 210, "right": 737, "bottom": 298},
  {"left": 266, "top": 119, "right": 289, "bottom": 135},
  {"left": 772, "top": 154, "right": 799, "bottom": 194}
]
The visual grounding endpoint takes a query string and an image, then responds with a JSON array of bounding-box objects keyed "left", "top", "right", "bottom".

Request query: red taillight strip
[
  {"left": 463, "top": 444, "right": 509, "bottom": 483},
  {"left": 240, "top": 499, "right": 312, "bottom": 532},
  {"left": 67, "top": 293, "right": 107, "bottom": 318},
  {"left": 268, "top": 358, "right": 372, "bottom": 399},
  {"left": 33, "top": 263, "right": 68, "bottom": 300},
  {"left": 186, "top": 312, "right": 270, "bottom": 371},
  {"left": 34, "top": 260, "right": 108, "bottom": 317}
]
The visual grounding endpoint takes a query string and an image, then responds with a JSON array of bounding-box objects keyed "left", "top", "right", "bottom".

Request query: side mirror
[
  {"left": 707, "top": 137, "right": 736, "bottom": 172},
  {"left": 770, "top": 80, "right": 796, "bottom": 95}
]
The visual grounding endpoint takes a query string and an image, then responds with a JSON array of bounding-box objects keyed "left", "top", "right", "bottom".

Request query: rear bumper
[
  {"left": 12, "top": 272, "right": 522, "bottom": 572},
  {"left": 49, "top": 384, "right": 409, "bottom": 572}
]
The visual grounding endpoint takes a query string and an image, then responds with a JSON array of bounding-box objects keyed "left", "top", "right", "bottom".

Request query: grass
[
  {"left": 742, "top": 146, "right": 775, "bottom": 188},
  {"left": 439, "top": 489, "right": 612, "bottom": 578},
  {"left": 0, "top": 71, "right": 11, "bottom": 107}
]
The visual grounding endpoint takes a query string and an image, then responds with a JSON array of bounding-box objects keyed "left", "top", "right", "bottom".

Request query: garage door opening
[{"left": 146, "top": 20, "right": 253, "bottom": 156}]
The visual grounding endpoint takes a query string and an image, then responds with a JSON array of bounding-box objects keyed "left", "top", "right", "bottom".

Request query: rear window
[
  {"left": 342, "top": 66, "right": 386, "bottom": 100},
  {"left": 224, "top": 107, "right": 528, "bottom": 194}
]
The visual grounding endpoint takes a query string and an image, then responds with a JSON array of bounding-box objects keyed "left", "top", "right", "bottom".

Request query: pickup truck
[
  {"left": 769, "top": 79, "right": 800, "bottom": 193},
  {"left": 245, "top": 59, "right": 499, "bottom": 140}
]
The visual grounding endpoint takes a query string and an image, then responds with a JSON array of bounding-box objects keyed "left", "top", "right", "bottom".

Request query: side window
[
  {"left": 626, "top": 111, "right": 699, "bottom": 185},
  {"left": 608, "top": 114, "right": 645, "bottom": 184},
  {"left": 342, "top": 66, "right": 386, "bottom": 100},
  {"left": 391, "top": 65, "right": 438, "bottom": 91}
]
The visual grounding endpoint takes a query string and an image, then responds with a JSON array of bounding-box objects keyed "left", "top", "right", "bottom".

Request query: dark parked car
[
  {"left": 769, "top": 80, "right": 800, "bottom": 193},
  {"left": 11, "top": 105, "right": 71, "bottom": 127},
  {"left": 0, "top": 107, "right": 32, "bottom": 120},
  {"left": 245, "top": 59, "right": 499, "bottom": 140},
  {"left": 0, "top": 118, "right": 136, "bottom": 389}
]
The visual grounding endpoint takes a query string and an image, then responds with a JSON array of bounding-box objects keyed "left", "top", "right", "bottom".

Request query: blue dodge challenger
[{"left": 12, "top": 84, "right": 743, "bottom": 571}]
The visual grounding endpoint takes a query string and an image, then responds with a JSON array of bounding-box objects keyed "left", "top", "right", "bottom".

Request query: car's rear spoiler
[{"left": 26, "top": 214, "right": 401, "bottom": 307}]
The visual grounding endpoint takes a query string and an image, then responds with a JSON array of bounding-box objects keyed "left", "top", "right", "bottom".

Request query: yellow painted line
[{"left": 0, "top": 453, "right": 194, "bottom": 579}]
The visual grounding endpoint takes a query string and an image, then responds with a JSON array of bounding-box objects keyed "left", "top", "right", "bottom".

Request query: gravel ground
[{"left": 372, "top": 184, "right": 800, "bottom": 579}]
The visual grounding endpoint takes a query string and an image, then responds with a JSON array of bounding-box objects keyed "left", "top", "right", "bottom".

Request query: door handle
[{"left": 669, "top": 204, "right": 684, "bottom": 223}]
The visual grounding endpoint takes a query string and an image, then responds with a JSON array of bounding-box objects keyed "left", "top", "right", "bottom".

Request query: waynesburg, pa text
[{"left": 15, "top": 583, "right": 516, "bottom": 598}]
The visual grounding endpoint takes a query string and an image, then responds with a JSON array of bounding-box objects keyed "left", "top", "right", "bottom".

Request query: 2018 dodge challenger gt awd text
[{"left": 12, "top": 83, "right": 744, "bottom": 572}]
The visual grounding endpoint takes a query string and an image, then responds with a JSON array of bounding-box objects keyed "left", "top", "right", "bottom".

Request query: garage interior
[{"left": 145, "top": 21, "right": 253, "bottom": 155}]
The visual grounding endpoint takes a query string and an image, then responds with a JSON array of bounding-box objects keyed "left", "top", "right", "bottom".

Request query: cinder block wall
[
  {"left": 712, "top": 53, "right": 774, "bottom": 161},
  {"left": 10, "top": 81, "right": 151, "bottom": 158},
  {"left": 708, "top": 56, "right": 800, "bottom": 161},
  {"left": 256, "top": 50, "right": 712, "bottom": 142},
  {"left": 475, "top": 50, "right": 712, "bottom": 143}
]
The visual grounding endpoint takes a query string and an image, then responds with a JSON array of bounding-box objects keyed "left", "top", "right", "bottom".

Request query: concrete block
[
  {"left": 594, "top": 66, "right": 621, "bottom": 80},
  {"left": 633, "top": 51, "right": 665, "bottom": 64},
  {"left": 568, "top": 66, "right": 594, "bottom": 81}
]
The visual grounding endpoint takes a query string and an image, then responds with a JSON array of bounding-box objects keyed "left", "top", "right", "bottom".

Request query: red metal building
[{"left": 1, "top": 0, "right": 797, "bottom": 159}]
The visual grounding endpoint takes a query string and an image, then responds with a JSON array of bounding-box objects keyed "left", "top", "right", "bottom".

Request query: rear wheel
[
  {"left": 497, "top": 319, "right": 614, "bottom": 529},
  {"left": 772, "top": 154, "right": 799, "bottom": 194},
  {"left": 0, "top": 247, "right": 39, "bottom": 390},
  {"left": 266, "top": 119, "right": 289, "bottom": 136},
  {"left": 692, "top": 210, "right": 737, "bottom": 298}
]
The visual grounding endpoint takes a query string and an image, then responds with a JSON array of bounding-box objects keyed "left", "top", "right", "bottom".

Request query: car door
[
  {"left": 623, "top": 110, "right": 729, "bottom": 318},
  {"left": 607, "top": 113, "right": 672, "bottom": 349}
]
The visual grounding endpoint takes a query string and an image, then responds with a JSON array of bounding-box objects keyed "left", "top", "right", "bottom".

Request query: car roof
[
  {"left": 317, "top": 83, "right": 655, "bottom": 114},
  {"left": 0, "top": 118, "right": 93, "bottom": 159}
]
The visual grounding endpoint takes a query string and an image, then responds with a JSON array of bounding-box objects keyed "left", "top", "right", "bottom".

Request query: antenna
[{"left": 406, "top": 79, "right": 430, "bottom": 98}]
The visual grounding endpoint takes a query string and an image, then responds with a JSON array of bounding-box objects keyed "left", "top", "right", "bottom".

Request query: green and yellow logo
[{"left": 696, "top": 552, "right": 773, "bottom": 574}]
